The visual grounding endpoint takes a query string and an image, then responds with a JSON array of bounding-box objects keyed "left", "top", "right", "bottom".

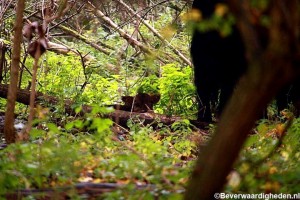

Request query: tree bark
[{"left": 4, "top": 0, "right": 26, "bottom": 144}]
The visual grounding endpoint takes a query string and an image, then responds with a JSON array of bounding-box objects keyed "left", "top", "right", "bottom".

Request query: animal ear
[
  {"left": 121, "top": 96, "right": 133, "bottom": 104},
  {"left": 150, "top": 94, "right": 161, "bottom": 104}
]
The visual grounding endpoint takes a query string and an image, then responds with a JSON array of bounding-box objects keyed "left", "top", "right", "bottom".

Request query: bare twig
[{"left": 115, "top": 0, "right": 192, "bottom": 66}]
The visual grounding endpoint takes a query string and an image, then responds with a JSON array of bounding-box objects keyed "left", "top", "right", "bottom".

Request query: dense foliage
[
  {"left": 0, "top": 0, "right": 300, "bottom": 199},
  {"left": 1, "top": 114, "right": 300, "bottom": 198}
]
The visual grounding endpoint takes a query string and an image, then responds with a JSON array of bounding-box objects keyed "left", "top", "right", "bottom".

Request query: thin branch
[
  {"left": 87, "top": 2, "right": 152, "bottom": 55},
  {"left": 116, "top": 0, "right": 192, "bottom": 66},
  {"left": 54, "top": 23, "right": 111, "bottom": 55}
]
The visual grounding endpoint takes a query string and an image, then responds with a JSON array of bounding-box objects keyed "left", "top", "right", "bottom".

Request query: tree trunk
[
  {"left": 0, "top": 40, "right": 7, "bottom": 83},
  {"left": 4, "top": 0, "right": 26, "bottom": 144}
]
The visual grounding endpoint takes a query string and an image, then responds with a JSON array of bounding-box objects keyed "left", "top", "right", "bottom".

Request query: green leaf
[
  {"left": 47, "top": 123, "right": 60, "bottom": 133},
  {"left": 30, "top": 128, "right": 46, "bottom": 139}
]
